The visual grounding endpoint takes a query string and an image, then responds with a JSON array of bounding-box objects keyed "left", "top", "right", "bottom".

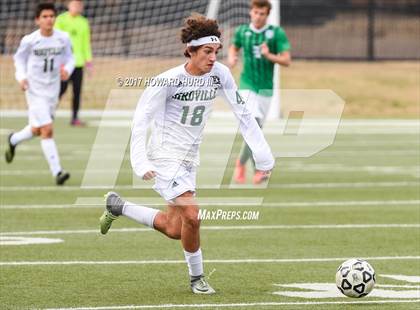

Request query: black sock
[{"left": 190, "top": 274, "right": 203, "bottom": 283}]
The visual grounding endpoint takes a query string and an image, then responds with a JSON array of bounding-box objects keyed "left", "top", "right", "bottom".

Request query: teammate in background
[
  {"left": 228, "top": 0, "right": 291, "bottom": 184},
  {"left": 99, "top": 14, "right": 274, "bottom": 294},
  {"left": 5, "top": 3, "right": 74, "bottom": 185},
  {"left": 55, "top": 0, "right": 92, "bottom": 126}
]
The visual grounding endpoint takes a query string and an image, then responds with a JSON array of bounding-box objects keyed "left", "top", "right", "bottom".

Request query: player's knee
[
  {"left": 165, "top": 226, "right": 181, "bottom": 240},
  {"left": 40, "top": 126, "right": 53, "bottom": 138},
  {"left": 31, "top": 127, "right": 41, "bottom": 136},
  {"left": 181, "top": 205, "right": 200, "bottom": 230}
]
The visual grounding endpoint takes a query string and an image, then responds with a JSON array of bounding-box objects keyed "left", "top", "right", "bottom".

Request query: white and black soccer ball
[{"left": 336, "top": 259, "right": 376, "bottom": 298}]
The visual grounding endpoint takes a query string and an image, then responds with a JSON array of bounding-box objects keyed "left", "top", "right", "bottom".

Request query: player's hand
[
  {"left": 19, "top": 79, "right": 29, "bottom": 91},
  {"left": 260, "top": 43, "right": 270, "bottom": 57},
  {"left": 143, "top": 171, "right": 157, "bottom": 180},
  {"left": 86, "top": 61, "right": 93, "bottom": 78},
  {"left": 60, "top": 67, "right": 69, "bottom": 81}
]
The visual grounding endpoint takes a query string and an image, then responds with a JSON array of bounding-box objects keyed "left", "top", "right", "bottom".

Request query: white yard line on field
[
  {"left": 2, "top": 111, "right": 419, "bottom": 124},
  {"left": 375, "top": 284, "right": 420, "bottom": 289},
  {"left": 0, "top": 224, "right": 419, "bottom": 236},
  {"left": 0, "top": 181, "right": 419, "bottom": 191},
  {"left": 5, "top": 165, "right": 415, "bottom": 173},
  {"left": 4, "top": 124, "right": 420, "bottom": 135},
  {"left": 263, "top": 200, "right": 420, "bottom": 207},
  {"left": 1, "top": 200, "right": 419, "bottom": 210},
  {"left": 380, "top": 274, "right": 420, "bottom": 283},
  {"left": 1, "top": 256, "right": 419, "bottom": 267},
  {"left": 0, "top": 110, "right": 418, "bottom": 123},
  {"left": 43, "top": 299, "right": 420, "bottom": 310},
  {"left": 254, "top": 182, "right": 420, "bottom": 189},
  {"left": 1, "top": 165, "right": 419, "bottom": 176},
  {"left": 6, "top": 140, "right": 420, "bottom": 150},
  {"left": 1, "top": 150, "right": 418, "bottom": 161}
]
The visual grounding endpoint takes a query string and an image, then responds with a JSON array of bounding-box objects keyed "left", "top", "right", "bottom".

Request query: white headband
[{"left": 186, "top": 36, "right": 221, "bottom": 47}]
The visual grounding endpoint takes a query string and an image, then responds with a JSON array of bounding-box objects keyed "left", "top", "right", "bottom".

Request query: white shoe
[{"left": 191, "top": 277, "right": 216, "bottom": 294}]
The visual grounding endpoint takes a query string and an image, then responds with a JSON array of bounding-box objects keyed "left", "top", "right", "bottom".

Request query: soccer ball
[{"left": 335, "top": 259, "right": 376, "bottom": 298}]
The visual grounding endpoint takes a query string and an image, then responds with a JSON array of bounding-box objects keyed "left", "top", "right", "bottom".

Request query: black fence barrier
[
  {"left": 1, "top": 0, "right": 419, "bottom": 60},
  {"left": 279, "top": 0, "right": 420, "bottom": 60}
]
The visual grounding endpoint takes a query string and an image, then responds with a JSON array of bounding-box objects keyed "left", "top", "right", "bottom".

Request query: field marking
[
  {"left": 1, "top": 256, "right": 419, "bottom": 267},
  {"left": 249, "top": 182, "right": 420, "bottom": 189},
  {"left": 376, "top": 284, "right": 420, "bottom": 289},
  {"left": 43, "top": 299, "right": 420, "bottom": 310},
  {"left": 272, "top": 283, "right": 420, "bottom": 299},
  {"left": 273, "top": 283, "right": 420, "bottom": 289},
  {"left": 1, "top": 181, "right": 419, "bottom": 191},
  {"left": 1, "top": 165, "right": 419, "bottom": 177},
  {"left": 0, "top": 236, "right": 63, "bottom": 245},
  {"left": 1, "top": 199, "right": 419, "bottom": 210},
  {"left": 1, "top": 224, "right": 419, "bottom": 237},
  {"left": 262, "top": 200, "right": 420, "bottom": 207},
  {"left": 380, "top": 274, "right": 420, "bottom": 283},
  {"left": 283, "top": 164, "right": 420, "bottom": 178},
  {"left": 308, "top": 150, "right": 420, "bottom": 156},
  {"left": 1, "top": 111, "right": 419, "bottom": 123},
  {"left": 2, "top": 112, "right": 419, "bottom": 124},
  {"left": 6, "top": 139, "right": 420, "bottom": 151},
  {"left": 0, "top": 150, "right": 418, "bottom": 162}
]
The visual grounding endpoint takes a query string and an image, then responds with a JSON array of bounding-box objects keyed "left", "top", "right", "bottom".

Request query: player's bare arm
[{"left": 228, "top": 45, "right": 240, "bottom": 68}]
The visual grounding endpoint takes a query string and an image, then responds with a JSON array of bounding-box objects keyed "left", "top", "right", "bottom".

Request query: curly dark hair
[
  {"left": 35, "top": 3, "right": 56, "bottom": 18},
  {"left": 180, "top": 13, "right": 221, "bottom": 58}
]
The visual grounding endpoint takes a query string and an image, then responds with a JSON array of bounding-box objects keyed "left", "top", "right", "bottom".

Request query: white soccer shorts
[
  {"left": 238, "top": 89, "right": 272, "bottom": 122},
  {"left": 25, "top": 87, "right": 58, "bottom": 128},
  {"left": 151, "top": 159, "right": 197, "bottom": 203}
]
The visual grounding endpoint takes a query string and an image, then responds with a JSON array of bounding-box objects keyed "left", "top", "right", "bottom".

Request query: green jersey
[
  {"left": 233, "top": 24, "right": 290, "bottom": 97},
  {"left": 55, "top": 12, "right": 92, "bottom": 67}
]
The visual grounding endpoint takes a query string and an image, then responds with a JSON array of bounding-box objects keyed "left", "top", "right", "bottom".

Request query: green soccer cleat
[
  {"left": 190, "top": 276, "right": 216, "bottom": 295},
  {"left": 99, "top": 191, "right": 125, "bottom": 235},
  {"left": 99, "top": 210, "right": 118, "bottom": 235}
]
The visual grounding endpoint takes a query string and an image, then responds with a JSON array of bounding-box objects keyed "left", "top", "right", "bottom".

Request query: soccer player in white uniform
[
  {"left": 99, "top": 14, "right": 274, "bottom": 294},
  {"left": 5, "top": 3, "right": 75, "bottom": 185}
]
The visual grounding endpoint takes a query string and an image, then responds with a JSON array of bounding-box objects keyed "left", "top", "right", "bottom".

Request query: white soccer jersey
[
  {"left": 13, "top": 29, "right": 75, "bottom": 98},
  {"left": 131, "top": 62, "right": 274, "bottom": 178}
]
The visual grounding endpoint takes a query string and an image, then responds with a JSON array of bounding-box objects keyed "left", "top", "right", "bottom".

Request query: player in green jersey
[
  {"left": 228, "top": 0, "right": 291, "bottom": 184},
  {"left": 55, "top": 0, "right": 92, "bottom": 126}
]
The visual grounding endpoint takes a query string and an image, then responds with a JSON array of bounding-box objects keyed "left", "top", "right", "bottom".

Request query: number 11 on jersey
[{"left": 43, "top": 58, "right": 54, "bottom": 72}]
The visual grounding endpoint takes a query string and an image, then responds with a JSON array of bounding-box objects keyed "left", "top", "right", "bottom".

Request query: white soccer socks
[
  {"left": 121, "top": 202, "right": 204, "bottom": 281},
  {"left": 10, "top": 125, "right": 33, "bottom": 146},
  {"left": 122, "top": 201, "right": 159, "bottom": 228},
  {"left": 122, "top": 202, "right": 205, "bottom": 286},
  {"left": 184, "top": 248, "right": 204, "bottom": 278},
  {"left": 40, "top": 138, "right": 62, "bottom": 176}
]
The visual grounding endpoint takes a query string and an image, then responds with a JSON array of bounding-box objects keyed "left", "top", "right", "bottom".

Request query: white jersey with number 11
[{"left": 13, "top": 29, "right": 75, "bottom": 98}]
